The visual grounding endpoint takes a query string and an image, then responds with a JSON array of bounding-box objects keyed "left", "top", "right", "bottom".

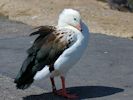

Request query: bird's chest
[
  {"left": 66, "top": 39, "right": 87, "bottom": 63},
  {"left": 57, "top": 40, "right": 87, "bottom": 76},
  {"left": 54, "top": 28, "right": 89, "bottom": 75},
  {"left": 57, "top": 35, "right": 88, "bottom": 69}
]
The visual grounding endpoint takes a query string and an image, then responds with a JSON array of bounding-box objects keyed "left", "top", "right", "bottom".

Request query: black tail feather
[{"left": 14, "top": 55, "right": 36, "bottom": 89}]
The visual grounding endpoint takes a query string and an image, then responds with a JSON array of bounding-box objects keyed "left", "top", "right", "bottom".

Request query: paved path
[{"left": 0, "top": 18, "right": 133, "bottom": 100}]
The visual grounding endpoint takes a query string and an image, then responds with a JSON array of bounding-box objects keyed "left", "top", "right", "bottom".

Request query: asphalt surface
[{"left": 0, "top": 18, "right": 133, "bottom": 100}]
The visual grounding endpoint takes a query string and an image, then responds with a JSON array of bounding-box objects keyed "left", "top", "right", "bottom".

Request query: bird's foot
[
  {"left": 52, "top": 88, "right": 57, "bottom": 94},
  {"left": 55, "top": 89, "right": 78, "bottom": 99}
]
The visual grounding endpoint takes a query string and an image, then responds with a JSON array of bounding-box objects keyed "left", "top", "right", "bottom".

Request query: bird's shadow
[{"left": 23, "top": 86, "right": 124, "bottom": 100}]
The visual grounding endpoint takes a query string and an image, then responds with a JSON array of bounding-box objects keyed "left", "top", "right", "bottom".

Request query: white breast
[{"left": 53, "top": 22, "right": 89, "bottom": 76}]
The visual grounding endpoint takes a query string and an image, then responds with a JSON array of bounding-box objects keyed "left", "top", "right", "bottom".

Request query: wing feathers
[
  {"left": 14, "top": 25, "right": 75, "bottom": 89},
  {"left": 30, "top": 26, "right": 56, "bottom": 36}
]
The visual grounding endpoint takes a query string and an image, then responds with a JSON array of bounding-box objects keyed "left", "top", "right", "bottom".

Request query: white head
[{"left": 58, "top": 9, "right": 82, "bottom": 31}]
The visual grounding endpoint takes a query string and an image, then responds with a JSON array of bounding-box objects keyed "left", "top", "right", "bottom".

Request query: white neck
[{"left": 58, "top": 21, "right": 68, "bottom": 27}]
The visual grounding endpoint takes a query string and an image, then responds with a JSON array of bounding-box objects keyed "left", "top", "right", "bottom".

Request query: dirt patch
[{"left": 0, "top": 0, "right": 133, "bottom": 38}]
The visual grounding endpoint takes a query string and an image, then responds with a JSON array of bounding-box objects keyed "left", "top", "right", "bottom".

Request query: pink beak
[
  {"left": 75, "top": 20, "right": 82, "bottom": 31},
  {"left": 75, "top": 24, "right": 82, "bottom": 31}
]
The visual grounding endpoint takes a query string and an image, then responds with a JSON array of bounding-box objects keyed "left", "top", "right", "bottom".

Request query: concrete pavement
[{"left": 0, "top": 18, "right": 133, "bottom": 100}]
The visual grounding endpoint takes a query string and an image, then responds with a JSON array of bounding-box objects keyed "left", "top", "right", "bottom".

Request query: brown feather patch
[{"left": 27, "top": 26, "right": 74, "bottom": 73}]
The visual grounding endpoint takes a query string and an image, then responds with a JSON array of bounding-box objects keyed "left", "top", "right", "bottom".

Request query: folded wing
[{"left": 14, "top": 26, "right": 74, "bottom": 89}]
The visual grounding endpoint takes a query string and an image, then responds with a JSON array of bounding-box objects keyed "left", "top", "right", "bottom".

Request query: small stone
[{"left": 104, "top": 51, "right": 108, "bottom": 54}]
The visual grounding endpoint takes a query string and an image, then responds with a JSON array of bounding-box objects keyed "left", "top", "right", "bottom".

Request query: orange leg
[{"left": 56, "top": 76, "right": 78, "bottom": 99}]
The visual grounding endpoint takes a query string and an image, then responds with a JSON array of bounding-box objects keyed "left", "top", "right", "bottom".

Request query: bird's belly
[{"left": 54, "top": 40, "right": 88, "bottom": 75}]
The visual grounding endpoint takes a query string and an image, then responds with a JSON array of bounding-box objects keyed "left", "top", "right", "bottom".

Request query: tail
[{"left": 14, "top": 55, "right": 36, "bottom": 89}]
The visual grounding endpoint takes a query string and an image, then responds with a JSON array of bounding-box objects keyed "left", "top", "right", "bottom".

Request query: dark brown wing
[
  {"left": 29, "top": 25, "right": 71, "bottom": 70},
  {"left": 27, "top": 25, "right": 56, "bottom": 54},
  {"left": 29, "top": 25, "right": 56, "bottom": 36},
  {"left": 32, "top": 31, "right": 68, "bottom": 65},
  {"left": 15, "top": 25, "right": 70, "bottom": 89}
]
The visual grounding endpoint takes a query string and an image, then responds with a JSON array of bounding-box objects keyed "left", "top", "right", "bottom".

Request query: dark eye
[{"left": 74, "top": 18, "right": 77, "bottom": 21}]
